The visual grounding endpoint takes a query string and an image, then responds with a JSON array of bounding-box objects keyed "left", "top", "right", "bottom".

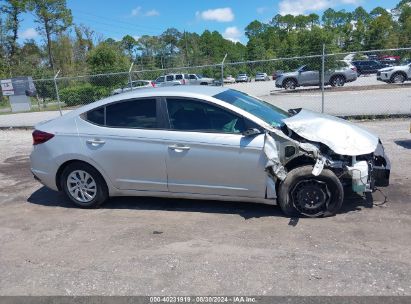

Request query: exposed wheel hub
[{"left": 291, "top": 180, "right": 331, "bottom": 217}]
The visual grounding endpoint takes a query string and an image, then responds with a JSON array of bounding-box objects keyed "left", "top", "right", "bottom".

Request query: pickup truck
[{"left": 187, "top": 74, "right": 215, "bottom": 85}]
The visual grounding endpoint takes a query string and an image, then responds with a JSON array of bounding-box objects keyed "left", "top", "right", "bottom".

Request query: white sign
[{"left": 1, "top": 79, "right": 14, "bottom": 96}]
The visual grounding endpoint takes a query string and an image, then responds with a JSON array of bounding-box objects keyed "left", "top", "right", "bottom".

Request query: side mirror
[{"left": 242, "top": 128, "right": 261, "bottom": 137}]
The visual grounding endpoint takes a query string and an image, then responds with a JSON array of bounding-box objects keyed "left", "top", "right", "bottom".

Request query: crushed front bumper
[{"left": 371, "top": 142, "right": 391, "bottom": 188}]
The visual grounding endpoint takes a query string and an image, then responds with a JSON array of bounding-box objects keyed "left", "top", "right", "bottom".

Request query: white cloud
[
  {"left": 145, "top": 9, "right": 159, "bottom": 17},
  {"left": 257, "top": 7, "right": 268, "bottom": 14},
  {"left": 279, "top": 0, "right": 361, "bottom": 15},
  {"left": 131, "top": 6, "right": 142, "bottom": 16},
  {"left": 196, "top": 7, "right": 234, "bottom": 22},
  {"left": 131, "top": 7, "right": 159, "bottom": 17},
  {"left": 19, "top": 28, "right": 39, "bottom": 39},
  {"left": 223, "top": 26, "right": 242, "bottom": 43}
]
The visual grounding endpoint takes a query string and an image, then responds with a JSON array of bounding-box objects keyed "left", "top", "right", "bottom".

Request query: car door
[
  {"left": 76, "top": 97, "right": 168, "bottom": 192},
  {"left": 163, "top": 97, "right": 267, "bottom": 198},
  {"left": 298, "top": 66, "right": 319, "bottom": 85}
]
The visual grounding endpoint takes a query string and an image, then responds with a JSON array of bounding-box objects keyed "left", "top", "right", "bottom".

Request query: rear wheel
[
  {"left": 283, "top": 79, "right": 297, "bottom": 90},
  {"left": 330, "top": 75, "right": 346, "bottom": 87},
  {"left": 278, "top": 165, "right": 344, "bottom": 218},
  {"left": 391, "top": 72, "right": 406, "bottom": 84},
  {"left": 61, "top": 162, "right": 108, "bottom": 208}
]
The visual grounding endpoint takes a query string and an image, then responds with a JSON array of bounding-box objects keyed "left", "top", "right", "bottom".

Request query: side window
[
  {"left": 175, "top": 74, "right": 183, "bottom": 80},
  {"left": 166, "top": 75, "right": 174, "bottom": 81},
  {"left": 189, "top": 74, "right": 196, "bottom": 80},
  {"left": 166, "top": 98, "right": 245, "bottom": 134},
  {"left": 106, "top": 99, "right": 157, "bottom": 129},
  {"left": 85, "top": 107, "right": 105, "bottom": 126},
  {"left": 156, "top": 76, "right": 165, "bottom": 83}
]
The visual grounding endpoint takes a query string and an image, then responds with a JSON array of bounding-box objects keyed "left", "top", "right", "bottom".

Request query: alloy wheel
[{"left": 66, "top": 170, "right": 97, "bottom": 203}]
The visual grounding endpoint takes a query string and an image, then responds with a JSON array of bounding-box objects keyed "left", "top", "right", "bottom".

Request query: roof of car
[{"left": 66, "top": 86, "right": 231, "bottom": 117}]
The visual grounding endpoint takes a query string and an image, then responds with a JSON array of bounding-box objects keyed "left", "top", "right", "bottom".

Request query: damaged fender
[{"left": 263, "top": 133, "right": 287, "bottom": 180}]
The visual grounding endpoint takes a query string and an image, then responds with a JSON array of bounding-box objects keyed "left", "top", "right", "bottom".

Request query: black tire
[
  {"left": 390, "top": 72, "right": 406, "bottom": 84},
  {"left": 200, "top": 82, "right": 208, "bottom": 85},
  {"left": 283, "top": 78, "right": 297, "bottom": 90},
  {"left": 61, "top": 162, "right": 109, "bottom": 208},
  {"left": 330, "top": 75, "right": 346, "bottom": 87},
  {"left": 278, "top": 165, "right": 344, "bottom": 218}
]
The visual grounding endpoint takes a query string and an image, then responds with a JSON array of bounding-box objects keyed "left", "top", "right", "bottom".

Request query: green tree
[
  {"left": 1, "top": 0, "right": 28, "bottom": 59},
  {"left": 245, "top": 20, "right": 265, "bottom": 39},
  {"left": 121, "top": 35, "right": 136, "bottom": 60},
  {"left": 29, "top": 0, "right": 73, "bottom": 71},
  {"left": 86, "top": 42, "right": 129, "bottom": 74}
]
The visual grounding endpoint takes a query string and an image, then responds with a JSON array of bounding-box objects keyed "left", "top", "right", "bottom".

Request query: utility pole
[
  {"left": 321, "top": 44, "right": 325, "bottom": 114},
  {"left": 221, "top": 53, "right": 228, "bottom": 87}
]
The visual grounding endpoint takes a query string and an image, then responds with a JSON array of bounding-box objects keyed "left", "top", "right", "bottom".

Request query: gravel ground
[{"left": 0, "top": 119, "right": 410, "bottom": 296}]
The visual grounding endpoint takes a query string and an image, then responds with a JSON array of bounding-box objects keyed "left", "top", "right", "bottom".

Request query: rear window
[
  {"left": 106, "top": 99, "right": 157, "bottom": 128},
  {"left": 175, "top": 74, "right": 183, "bottom": 80}
]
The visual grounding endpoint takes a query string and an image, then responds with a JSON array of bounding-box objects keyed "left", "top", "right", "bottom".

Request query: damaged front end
[{"left": 263, "top": 109, "right": 390, "bottom": 197}]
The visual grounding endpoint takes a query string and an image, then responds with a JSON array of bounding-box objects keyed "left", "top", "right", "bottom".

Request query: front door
[{"left": 163, "top": 97, "right": 267, "bottom": 198}]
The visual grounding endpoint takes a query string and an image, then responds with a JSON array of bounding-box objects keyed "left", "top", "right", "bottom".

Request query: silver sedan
[{"left": 30, "top": 86, "right": 390, "bottom": 217}]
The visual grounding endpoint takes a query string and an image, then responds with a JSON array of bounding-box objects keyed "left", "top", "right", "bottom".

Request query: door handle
[
  {"left": 86, "top": 139, "right": 105, "bottom": 145},
  {"left": 168, "top": 144, "right": 190, "bottom": 151}
]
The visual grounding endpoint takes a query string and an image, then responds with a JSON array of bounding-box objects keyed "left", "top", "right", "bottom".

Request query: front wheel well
[
  {"left": 55, "top": 160, "right": 107, "bottom": 191},
  {"left": 284, "top": 156, "right": 316, "bottom": 172},
  {"left": 282, "top": 77, "right": 298, "bottom": 86},
  {"left": 391, "top": 71, "right": 407, "bottom": 79}
]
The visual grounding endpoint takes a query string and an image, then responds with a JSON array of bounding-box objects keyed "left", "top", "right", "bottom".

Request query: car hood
[
  {"left": 379, "top": 66, "right": 395, "bottom": 72},
  {"left": 283, "top": 109, "right": 378, "bottom": 156}
]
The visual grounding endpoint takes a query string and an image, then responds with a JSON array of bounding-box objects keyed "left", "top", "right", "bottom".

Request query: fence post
[
  {"left": 128, "top": 62, "right": 134, "bottom": 91},
  {"left": 221, "top": 53, "right": 227, "bottom": 87},
  {"left": 321, "top": 44, "right": 325, "bottom": 113},
  {"left": 53, "top": 70, "right": 62, "bottom": 116}
]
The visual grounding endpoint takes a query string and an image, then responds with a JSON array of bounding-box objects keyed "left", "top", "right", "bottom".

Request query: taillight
[
  {"left": 151, "top": 81, "right": 156, "bottom": 87},
  {"left": 182, "top": 79, "right": 186, "bottom": 85},
  {"left": 32, "top": 130, "right": 54, "bottom": 145}
]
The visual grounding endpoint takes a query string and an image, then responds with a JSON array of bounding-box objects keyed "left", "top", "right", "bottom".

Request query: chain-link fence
[{"left": 1, "top": 46, "right": 410, "bottom": 118}]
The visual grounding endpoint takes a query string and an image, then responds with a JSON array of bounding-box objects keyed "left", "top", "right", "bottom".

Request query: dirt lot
[{"left": 0, "top": 119, "right": 410, "bottom": 296}]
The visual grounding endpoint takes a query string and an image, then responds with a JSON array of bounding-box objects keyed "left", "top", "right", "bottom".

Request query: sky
[{"left": 17, "top": 0, "right": 400, "bottom": 44}]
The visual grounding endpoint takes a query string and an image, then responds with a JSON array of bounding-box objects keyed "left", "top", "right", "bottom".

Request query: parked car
[
  {"left": 275, "top": 64, "right": 357, "bottom": 90},
  {"left": 154, "top": 74, "right": 188, "bottom": 86},
  {"left": 377, "top": 62, "right": 411, "bottom": 84},
  {"left": 255, "top": 72, "right": 270, "bottom": 81},
  {"left": 30, "top": 86, "right": 390, "bottom": 218},
  {"left": 111, "top": 80, "right": 154, "bottom": 95},
  {"left": 236, "top": 73, "right": 250, "bottom": 83},
  {"left": 351, "top": 60, "right": 392, "bottom": 75},
  {"left": 187, "top": 74, "right": 215, "bottom": 85},
  {"left": 223, "top": 75, "right": 236, "bottom": 84}
]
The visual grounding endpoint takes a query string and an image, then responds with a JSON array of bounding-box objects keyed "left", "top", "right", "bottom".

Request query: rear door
[
  {"left": 163, "top": 97, "right": 267, "bottom": 198},
  {"left": 76, "top": 98, "right": 168, "bottom": 192}
]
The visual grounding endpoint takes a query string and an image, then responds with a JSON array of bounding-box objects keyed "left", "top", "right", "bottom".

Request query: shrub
[{"left": 59, "top": 83, "right": 111, "bottom": 107}]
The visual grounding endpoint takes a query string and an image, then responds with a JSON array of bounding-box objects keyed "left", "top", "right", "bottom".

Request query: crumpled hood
[{"left": 283, "top": 109, "right": 379, "bottom": 156}]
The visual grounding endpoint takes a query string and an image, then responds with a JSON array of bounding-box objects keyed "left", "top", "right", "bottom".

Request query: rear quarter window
[{"left": 85, "top": 107, "right": 105, "bottom": 125}]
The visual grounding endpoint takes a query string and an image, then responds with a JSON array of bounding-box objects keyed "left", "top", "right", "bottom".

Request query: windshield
[
  {"left": 196, "top": 74, "right": 203, "bottom": 79},
  {"left": 214, "top": 89, "right": 290, "bottom": 128}
]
